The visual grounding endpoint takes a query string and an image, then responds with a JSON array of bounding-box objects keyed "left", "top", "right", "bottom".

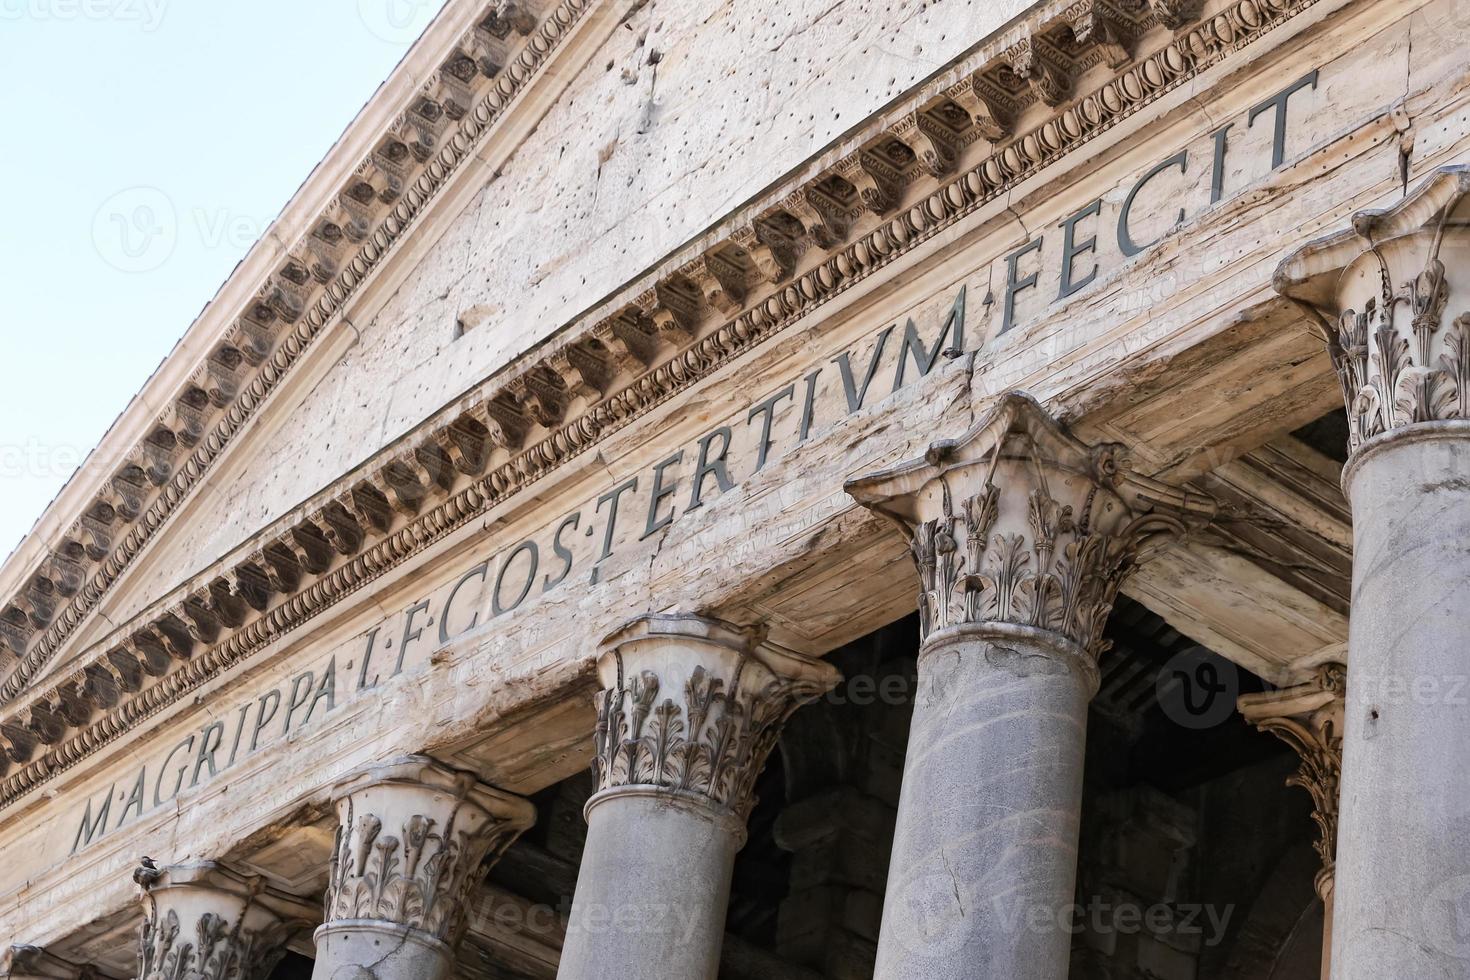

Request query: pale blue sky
[{"left": 0, "top": 0, "right": 449, "bottom": 559}]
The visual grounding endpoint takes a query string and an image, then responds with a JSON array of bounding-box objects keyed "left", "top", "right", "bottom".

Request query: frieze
[
  {"left": 0, "top": 0, "right": 1316, "bottom": 708},
  {"left": 9, "top": 2, "right": 1329, "bottom": 819},
  {"left": 62, "top": 288, "right": 966, "bottom": 856}
]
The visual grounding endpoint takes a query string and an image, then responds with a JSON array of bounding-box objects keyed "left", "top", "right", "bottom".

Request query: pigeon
[{"left": 132, "top": 855, "right": 162, "bottom": 888}]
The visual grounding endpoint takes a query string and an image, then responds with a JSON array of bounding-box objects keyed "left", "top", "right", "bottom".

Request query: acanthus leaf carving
[
  {"left": 846, "top": 392, "right": 1214, "bottom": 656},
  {"left": 134, "top": 861, "right": 311, "bottom": 980},
  {"left": 1238, "top": 662, "right": 1344, "bottom": 898},
  {"left": 0, "top": 0, "right": 1319, "bottom": 811},
  {"left": 1004, "top": 35, "right": 1071, "bottom": 108},
  {"left": 1149, "top": 0, "right": 1199, "bottom": 29},
  {"left": 1278, "top": 168, "right": 1470, "bottom": 455},
  {"left": 944, "top": 74, "right": 1014, "bottom": 143},
  {"left": 590, "top": 616, "right": 839, "bottom": 824},
  {"left": 320, "top": 756, "right": 534, "bottom": 949}
]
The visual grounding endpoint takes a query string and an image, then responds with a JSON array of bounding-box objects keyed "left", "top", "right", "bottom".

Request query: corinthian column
[
  {"left": 1239, "top": 661, "right": 1345, "bottom": 980},
  {"left": 556, "top": 614, "right": 840, "bottom": 980},
  {"left": 133, "top": 860, "right": 315, "bottom": 980},
  {"left": 845, "top": 391, "right": 1213, "bottom": 980},
  {"left": 1276, "top": 165, "right": 1470, "bottom": 979},
  {"left": 312, "top": 755, "right": 535, "bottom": 980}
]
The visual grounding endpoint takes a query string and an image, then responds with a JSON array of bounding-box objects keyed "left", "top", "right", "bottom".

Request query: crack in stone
[{"left": 940, "top": 846, "right": 966, "bottom": 917}]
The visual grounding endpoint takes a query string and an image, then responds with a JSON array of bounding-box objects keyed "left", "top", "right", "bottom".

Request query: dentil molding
[{"left": 0, "top": 0, "right": 1323, "bottom": 813}]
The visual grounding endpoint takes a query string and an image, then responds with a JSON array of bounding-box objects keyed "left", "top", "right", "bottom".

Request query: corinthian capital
[
  {"left": 845, "top": 391, "right": 1214, "bottom": 655},
  {"left": 133, "top": 861, "right": 314, "bottom": 980},
  {"left": 590, "top": 614, "right": 840, "bottom": 826},
  {"left": 1276, "top": 166, "right": 1470, "bottom": 455},
  {"left": 320, "top": 756, "right": 535, "bottom": 953},
  {"left": 1238, "top": 662, "right": 1345, "bottom": 900}
]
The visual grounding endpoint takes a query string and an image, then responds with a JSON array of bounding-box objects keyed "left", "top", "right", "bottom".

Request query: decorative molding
[
  {"left": 0, "top": 0, "right": 598, "bottom": 690},
  {"left": 1275, "top": 166, "right": 1470, "bottom": 455},
  {"left": 845, "top": 392, "right": 1214, "bottom": 654},
  {"left": 133, "top": 861, "right": 315, "bottom": 980},
  {"left": 1238, "top": 662, "right": 1345, "bottom": 899},
  {"left": 590, "top": 615, "right": 839, "bottom": 824},
  {"left": 0, "top": 0, "right": 1320, "bottom": 811},
  {"left": 321, "top": 755, "right": 534, "bottom": 948}
]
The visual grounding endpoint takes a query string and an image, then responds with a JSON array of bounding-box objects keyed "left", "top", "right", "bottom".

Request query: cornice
[
  {"left": 0, "top": 0, "right": 601, "bottom": 698},
  {"left": 0, "top": 0, "right": 1324, "bottom": 811}
]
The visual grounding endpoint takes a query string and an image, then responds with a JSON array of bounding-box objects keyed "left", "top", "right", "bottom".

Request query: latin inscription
[{"left": 67, "top": 69, "right": 1318, "bottom": 856}]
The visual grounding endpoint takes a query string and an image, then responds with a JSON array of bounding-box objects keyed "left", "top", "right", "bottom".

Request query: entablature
[{"left": 0, "top": 0, "right": 1369, "bottom": 808}]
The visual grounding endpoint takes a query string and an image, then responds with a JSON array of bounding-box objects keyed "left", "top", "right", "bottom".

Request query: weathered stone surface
[
  {"left": 313, "top": 755, "right": 534, "bottom": 980},
  {"left": 847, "top": 393, "right": 1208, "bottom": 978},
  {"left": 1276, "top": 167, "right": 1470, "bottom": 980},
  {"left": 3, "top": 0, "right": 1470, "bottom": 974},
  {"left": 558, "top": 614, "right": 837, "bottom": 980},
  {"left": 93, "top": 0, "right": 1037, "bottom": 636},
  {"left": 133, "top": 861, "right": 315, "bottom": 980}
]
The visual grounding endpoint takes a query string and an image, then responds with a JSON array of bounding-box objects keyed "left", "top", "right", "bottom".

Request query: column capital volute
[
  {"left": 132, "top": 859, "right": 313, "bottom": 980},
  {"left": 844, "top": 390, "right": 1214, "bottom": 655},
  {"left": 1238, "top": 661, "right": 1346, "bottom": 900},
  {"left": 1275, "top": 164, "right": 1470, "bottom": 462},
  {"left": 590, "top": 612, "right": 840, "bottom": 828}
]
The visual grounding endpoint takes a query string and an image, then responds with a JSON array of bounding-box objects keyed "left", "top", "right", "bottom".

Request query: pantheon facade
[{"left": 1, "top": 0, "right": 1466, "bottom": 976}]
